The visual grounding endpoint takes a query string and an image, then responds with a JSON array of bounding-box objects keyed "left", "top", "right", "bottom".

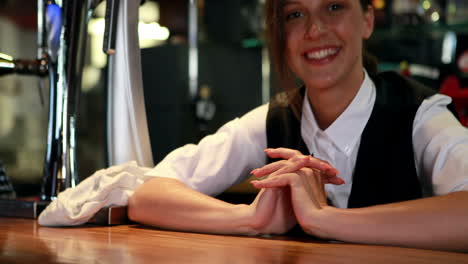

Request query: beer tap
[
  {"left": 0, "top": 0, "right": 98, "bottom": 207},
  {"left": 0, "top": 53, "right": 48, "bottom": 77},
  {"left": 0, "top": 0, "right": 148, "bottom": 223}
]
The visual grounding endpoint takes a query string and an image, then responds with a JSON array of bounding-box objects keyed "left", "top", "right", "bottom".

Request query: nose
[{"left": 304, "top": 17, "right": 325, "bottom": 39}]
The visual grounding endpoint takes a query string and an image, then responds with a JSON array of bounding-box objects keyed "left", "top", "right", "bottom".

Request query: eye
[
  {"left": 285, "top": 11, "right": 304, "bottom": 21},
  {"left": 328, "top": 3, "right": 344, "bottom": 12}
]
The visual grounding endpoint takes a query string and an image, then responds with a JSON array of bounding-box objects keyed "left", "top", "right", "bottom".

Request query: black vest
[{"left": 266, "top": 72, "right": 448, "bottom": 208}]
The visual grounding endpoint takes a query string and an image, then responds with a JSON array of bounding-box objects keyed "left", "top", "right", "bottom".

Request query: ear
[{"left": 362, "top": 5, "right": 375, "bottom": 40}]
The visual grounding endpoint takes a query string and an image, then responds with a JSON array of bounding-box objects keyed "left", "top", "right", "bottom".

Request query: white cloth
[
  {"left": 107, "top": 0, "right": 154, "bottom": 167},
  {"left": 38, "top": 161, "right": 153, "bottom": 226},
  {"left": 147, "top": 71, "right": 468, "bottom": 208}
]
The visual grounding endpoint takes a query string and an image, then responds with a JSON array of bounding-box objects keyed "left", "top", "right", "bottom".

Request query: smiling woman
[
  {"left": 266, "top": 0, "right": 376, "bottom": 119},
  {"left": 128, "top": 0, "right": 468, "bottom": 252}
]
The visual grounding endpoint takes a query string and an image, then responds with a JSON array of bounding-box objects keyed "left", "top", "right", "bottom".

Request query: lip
[{"left": 302, "top": 46, "right": 341, "bottom": 65}]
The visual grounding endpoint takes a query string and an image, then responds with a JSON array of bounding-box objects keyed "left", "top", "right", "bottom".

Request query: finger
[
  {"left": 268, "top": 156, "right": 310, "bottom": 177},
  {"left": 268, "top": 150, "right": 339, "bottom": 174},
  {"left": 251, "top": 174, "right": 294, "bottom": 189},
  {"left": 323, "top": 166, "right": 340, "bottom": 176},
  {"left": 326, "top": 176, "right": 345, "bottom": 185},
  {"left": 252, "top": 154, "right": 309, "bottom": 177},
  {"left": 321, "top": 167, "right": 344, "bottom": 185},
  {"left": 270, "top": 155, "right": 340, "bottom": 176},
  {"left": 250, "top": 160, "right": 288, "bottom": 177},
  {"left": 254, "top": 156, "right": 341, "bottom": 182},
  {"left": 309, "top": 166, "right": 344, "bottom": 185},
  {"left": 302, "top": 156, "right": 335, "bottom": 171},
  {"left": 264, "top": 148, "right": 302, "bottom": 159},
  {"left": 298, "top": 167, "right": 344, "bottom": 187},
  {"left": 267, "top": 152, "right": 334, "bottom": 173}
]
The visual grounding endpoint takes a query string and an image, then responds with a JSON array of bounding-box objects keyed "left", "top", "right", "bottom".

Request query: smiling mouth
[{"left": 304, "top": 47, "right": 340, "bottom": 61}]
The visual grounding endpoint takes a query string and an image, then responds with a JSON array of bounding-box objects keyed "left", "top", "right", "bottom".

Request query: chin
[{"left": 302, "top": 73, "right": 341, "bottom": 90}]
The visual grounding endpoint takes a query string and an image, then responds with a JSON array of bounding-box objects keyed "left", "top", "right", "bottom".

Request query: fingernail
[
  {"left": 250, "top": 169, "right": 258, "bottom": 175},
  {"left": 264, "top": 148, "right": 272, "bottom": 152}
]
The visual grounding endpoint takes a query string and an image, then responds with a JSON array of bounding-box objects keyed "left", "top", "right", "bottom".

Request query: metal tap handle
[
  {"left": 41, "top": 0, "right": 95, "bottom": 201},
  {"left": 103, "top": 0, "right": 120, "bottom": 55},
  {"left": 46, "top": 3, "right": 62, "bottom": 62},
  {"left": 0, "top": 53, "right": 15, "bottom": 76},
  {"left": 0, "top": 53, "right": 48, "bottom": 77}
]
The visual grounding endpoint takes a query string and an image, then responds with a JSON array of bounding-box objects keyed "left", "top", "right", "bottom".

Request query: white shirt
[{"left": 146, "top": 71, "right": 468, "bottom": 208}]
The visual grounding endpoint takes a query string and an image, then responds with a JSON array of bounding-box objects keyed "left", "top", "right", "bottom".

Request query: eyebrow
[
  {"left": 283, "top": 0, "right": 303, "bottom": 7},
  {"left": 283, "top": 0, "right": 300, "bottom": 7}
]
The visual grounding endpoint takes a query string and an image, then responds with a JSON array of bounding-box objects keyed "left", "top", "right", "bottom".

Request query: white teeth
[{"left": 306, "top": 48, "right": 338, "bottom": 60}]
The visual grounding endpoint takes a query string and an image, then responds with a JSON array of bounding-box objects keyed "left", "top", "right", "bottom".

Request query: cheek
[
  {"left": 285, "top": 30, "right": 303, "bottom": 58},
  {"left": 285, "top": 49, "right": 296, "bottom": 73},
  {"left": 284, "top": 35, "right": 296, "bottom": 60},
  {"left": 284, "top": 31, "right": 294, "bottom": 49},
  {"left": 337, "top": 22, "right": 363, "bottom": 50},
  {"left": 285, "top": 38, "right": 300, "bottom": 66},
  {"left": 284, "top": 25, "right": 302, "bottom": 46}
]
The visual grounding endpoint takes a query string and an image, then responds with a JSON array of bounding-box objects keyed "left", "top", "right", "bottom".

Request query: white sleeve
[
  {"left": 413, "top": 94, "right": 468, "bottom": 196},
  {"left": 144, "top": 104, "right": 269, "bottom": 196}
]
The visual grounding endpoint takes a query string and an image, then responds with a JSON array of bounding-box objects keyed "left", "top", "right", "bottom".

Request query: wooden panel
[
  {"left": 0, "top": 199, "right": 48, "bottom": 218},
  {"left": 87, "top": 206, "right": 129, "bottom": 225},
  {"left": 1, "top": 218, "right": 467, "bottom": 264}
]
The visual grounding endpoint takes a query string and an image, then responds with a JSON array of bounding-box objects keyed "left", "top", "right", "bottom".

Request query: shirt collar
[{"left": 301, "top": 70, "right": 376, "bottom": 156}]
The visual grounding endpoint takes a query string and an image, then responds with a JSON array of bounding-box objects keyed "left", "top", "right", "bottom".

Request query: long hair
[{"left": 265, "top": 0, "right": 377, "bottom": 118}]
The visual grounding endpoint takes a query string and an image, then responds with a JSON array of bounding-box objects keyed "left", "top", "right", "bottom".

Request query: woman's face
[{"left": 283, "top": 0, "right": 374, "bottom": 91}]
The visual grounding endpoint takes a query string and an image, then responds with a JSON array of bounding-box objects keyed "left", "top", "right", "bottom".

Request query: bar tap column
[{"left": 41, "top": 0, "right": 92, "bottom": 200}]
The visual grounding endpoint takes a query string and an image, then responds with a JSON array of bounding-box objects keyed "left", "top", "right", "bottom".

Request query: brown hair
[{"left": 265, "top": 0, "right": 377, "bottom": 117}]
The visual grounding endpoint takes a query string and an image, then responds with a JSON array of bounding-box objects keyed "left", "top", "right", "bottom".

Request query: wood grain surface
[{"left": 1, "top": 218, "right": 467, "bottom": 264}]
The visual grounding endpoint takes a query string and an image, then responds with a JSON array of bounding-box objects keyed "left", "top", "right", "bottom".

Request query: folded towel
[{"left": 38, "top": 161, "right": 153, "bottom": 226}]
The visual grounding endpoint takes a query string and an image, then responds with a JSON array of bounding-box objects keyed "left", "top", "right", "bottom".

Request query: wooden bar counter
[{"left": 1, "top": 217, "right": 468, "bottom": 263}]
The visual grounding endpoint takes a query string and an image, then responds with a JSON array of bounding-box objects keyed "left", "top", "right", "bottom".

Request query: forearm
[
  {"left": 309, "top": 191, "right": 468, "bottom": 252},
  {"left": 128, "top": 177, "right": 254, "bottom": 235}
]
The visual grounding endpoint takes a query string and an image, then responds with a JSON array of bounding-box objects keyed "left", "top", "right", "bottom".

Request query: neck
[{"left": 306, "top": 70, "right": 365, "bottom": 130}]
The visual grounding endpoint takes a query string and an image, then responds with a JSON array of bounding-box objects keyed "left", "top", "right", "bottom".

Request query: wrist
[
  {"left": 301, "top": 205, "right": 343, "bottom": 240},
  {"left": 231, "top": 204, "right": 261, "bottom": 236}
]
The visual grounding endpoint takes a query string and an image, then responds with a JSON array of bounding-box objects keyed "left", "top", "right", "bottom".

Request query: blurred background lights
[
  {"left": 0, "top": 53, "right": 13, "bottom": 61},
  {"left": 373, "top": 0, "right": 386, "bottom": 10},
  {"left": 89, "top": 19, "right": 169, "bottom": 42},
  {"left": 431, "top": 11, "right": 440, "bottom": 22},
  {"left": 422, "top": 0, "right": 432, "bottom": 10},
  {"left": 84, "top": 1, "right": 169, "bottom": 90},
  {"left": 139, "top": 1, "right": 160, "bottom": 23},
  {"left": 138, "top": 22, "right": 170, "bottom": 41},
  {"left": 88, "top": 1, "right": 170, "bottom": 67},
  {"left": 448, "top": 3, "right": 457, "bottom": 14}
]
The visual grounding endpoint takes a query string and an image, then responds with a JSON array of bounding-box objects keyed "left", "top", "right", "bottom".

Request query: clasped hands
[{"left": 245, "top": 148, "right": 344, "bottom": 237}]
